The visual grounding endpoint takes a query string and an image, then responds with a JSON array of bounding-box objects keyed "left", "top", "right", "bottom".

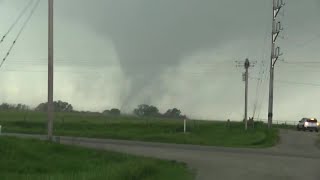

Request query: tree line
[
  {"left": 0, "top": 103, "right": 30, "bottom": 111},
  {"left": 133, "top": 104, "right": 187, "bottom": 119},
  {"left": 0, "top": 100, "right": 73, "bottom": 112},
  {"left": 0, "top": 101, "right": 187, "bottom": 119}
]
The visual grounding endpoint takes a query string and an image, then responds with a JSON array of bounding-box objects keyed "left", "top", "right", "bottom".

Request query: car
[{"left": 297, "top": 118, "right": 319, "bottom": 132}]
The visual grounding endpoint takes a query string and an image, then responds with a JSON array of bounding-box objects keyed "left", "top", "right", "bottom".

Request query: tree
[
  {"left": 133, "top": 104, "right": 160, "bottom": 117},
  {"left": 110, "top": 108, "right": 121, "bottom": 116},
  {"left": 35, "top": 103, "right": 47, "bottom": 112},
  {"left": 164, "top": 108, "right": 181, "bottom": 118},
  {"left": 35, "top": 100, "right": 73, "bottom": 112},
  {"left": 103, "top": 108, "right": 121, "bottom": 116},
  {"left": 0, "top": 103, "right": 30, "bottom": 111},
  {"left": 0, "top": 103, "right": 11, "bottom": 110},
  {"left": 54, "top": 100, "right": 73, "bottom": 112},
  {"left": 16, "top": 104, "right": 29, "bottom": 111},
  {"left": 164, "top": 108, "right": 187, "bottom": 119},
  {"left": 102, "top": 110, "right": 111, "bottom": 115}
]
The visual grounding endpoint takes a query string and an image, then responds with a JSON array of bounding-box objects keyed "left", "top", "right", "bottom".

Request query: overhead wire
[
  {"left": 0, "top": 57, "right": 241, "bottom": 76},
  {"left": 4, "top": 58, "right": 236, "bottom": 64},
  {"left": 289, "top": 32, "right": 320, "bottom": 51},
  {"left": 252, "top": 0, "right": 270, "bottom": 120},
  {"left": 250, "top": 77, "right": 320, "bottom": 87},
  {"left": 0, "top": 0, "right": 40, "bottom": 69},
  {"left": 0, "top": 0, "right": 34, "bottom": 46},
  {"left": 3, "top": 57, "right": 238, "bottom": 70},
  {"left": 256, "top": 61, "right": 269, "bottom": 120},
  {"left": 281, "top": 61, "right": 320, "bottom": 65},
  {"left": 256, "top": 49, "right": 271, "bottom": 120},
  {"left": 252, "top": 61, "right": 265, "bottom": 118},
  {"left": 253, "top": 0, "right": 272, "bottom": 120}
]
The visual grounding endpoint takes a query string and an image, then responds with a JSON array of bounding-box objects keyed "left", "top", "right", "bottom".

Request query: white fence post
[{"left": 184, "top": 119, "right": 186, "bottom": 133}]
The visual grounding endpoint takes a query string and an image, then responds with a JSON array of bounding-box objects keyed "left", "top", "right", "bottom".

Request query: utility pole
[
  {"left": 48, "top": 0, "right": 54, "bottom": 141},
  {"left": 244, "top": 59, "right": 250, "bottom": 130},
  {"left": 237, "top": 58, "right": 255, "bottom": 130},
  {"left": 268, "top": 0, "right": 285, "bottom": 129}
]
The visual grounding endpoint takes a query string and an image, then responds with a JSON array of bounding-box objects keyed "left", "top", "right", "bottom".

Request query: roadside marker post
[{"left": 184, "top": 119, "right": 186, "bottom": 133}]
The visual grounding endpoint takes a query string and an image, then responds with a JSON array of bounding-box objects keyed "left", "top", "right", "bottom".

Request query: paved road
[{"left": 3, "top": 129, "right": 320, "bottom": 180}]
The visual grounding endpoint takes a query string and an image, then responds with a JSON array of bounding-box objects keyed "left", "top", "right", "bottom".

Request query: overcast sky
[{"left": 0, "top": 0, "right": 319, "bottom": 121}]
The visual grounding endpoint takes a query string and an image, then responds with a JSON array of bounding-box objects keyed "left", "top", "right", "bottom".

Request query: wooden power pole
[{"left": 47, "top": 0, "right": 54, "bottom": 141}]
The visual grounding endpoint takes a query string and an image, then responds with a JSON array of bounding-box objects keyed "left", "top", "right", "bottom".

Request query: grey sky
[{"left": 0, "top": 0, "right": 319, "bottom": 121}]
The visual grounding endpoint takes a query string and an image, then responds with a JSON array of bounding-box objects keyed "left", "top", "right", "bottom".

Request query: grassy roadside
[
  {"left": 0, "top": 111, "right": 279, "bottom": 148},
  {"left": 0, "top": 137, "right": 194, "bottom": 180}
]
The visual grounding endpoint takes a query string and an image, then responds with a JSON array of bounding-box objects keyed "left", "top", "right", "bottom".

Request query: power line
[
  {"left": 257, "top": 43, "right": 272, "bottom": 120},
  {"left": 283, "top": 61, "right": 320, "bottom": 64},
  {"left": 281, "top": 61, "right": 320, "bottom": 65},
  {"left": 0, "top": 67, "right": 241, "bottom": 75},
  {"left": 252, "top": 54, "right": 270, "bottom": 119},
  {"left": 0, "top": 0, "right": 34, "bottom": 45},
  {"left": 5, "top": 58, "right": 236, "bottom": 63},
  {"left": 254, "top": 2, "right": 273, "bottom": 120},
  {"left": 0, "top": 69, "right": 110, "bottom": 74},
  {"left": 257, "top": 74, "right": 269, "bottom": 121},
  {"left": 253, "top": 0, "right": 275, "bottom": 120},
  {"left": 0, "top": 0, "right": 40, "bottom": 69},
  {"left": 275, "top": 80, "right": 320, "bottom": 87},
  {"left": 289, "top": 32, "right": 320, "bottom": 51},
  {"left": 250, "top": 77, "right": 320, "bottom": 87},
  {"left": 1, "top": 57, "right": 240, "bottom": 72},
  {"left": 252, "top": 61, "right": 265, "bottom": 118},
  {"left": 279, "top": 64, "right": 320, "bottom": 70}
]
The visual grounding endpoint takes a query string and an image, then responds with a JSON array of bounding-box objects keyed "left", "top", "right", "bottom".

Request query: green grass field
[
  {"left": 0, "top": 111, "right": 279, "bottom": 148},
  {"left": 0, "top": 137, "right": 194, "bottom": 180}
]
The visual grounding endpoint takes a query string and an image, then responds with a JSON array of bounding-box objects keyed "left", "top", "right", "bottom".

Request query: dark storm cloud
[{"left": 58, "top": 0, "right": 270, "bottom": 109}]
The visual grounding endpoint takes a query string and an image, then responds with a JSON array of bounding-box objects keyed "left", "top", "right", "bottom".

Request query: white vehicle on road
[{"left": 297, "top": 118, "right": 319, "bottom": 132}]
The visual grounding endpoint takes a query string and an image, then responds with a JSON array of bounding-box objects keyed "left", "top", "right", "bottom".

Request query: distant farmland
[{"left": 0, "top": 111, "right": 278, "bottom": 148}]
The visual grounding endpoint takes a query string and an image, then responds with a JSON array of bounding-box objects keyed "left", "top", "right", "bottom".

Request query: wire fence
[{"left": 255, "top": 119, "right": 297, "bottom": 126}]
